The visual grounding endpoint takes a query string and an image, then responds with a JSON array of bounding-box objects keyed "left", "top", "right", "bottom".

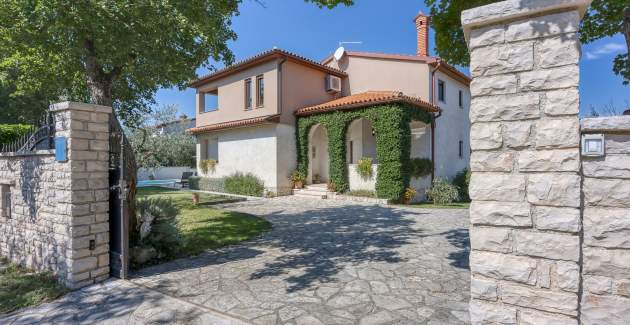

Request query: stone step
[
  {"left": 293, "top": 192, "right": 327, "bottom": 199},
  {"left": 293, "top": 189, "right": 328, "bottom": 198},
  {"left": 303, "top": 185, "right": 329, "bottom": 192}
]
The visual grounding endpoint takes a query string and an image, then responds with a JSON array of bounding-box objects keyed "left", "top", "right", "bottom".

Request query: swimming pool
[{"left": 137, "top": 179, "right": 179, "bottom": 187}]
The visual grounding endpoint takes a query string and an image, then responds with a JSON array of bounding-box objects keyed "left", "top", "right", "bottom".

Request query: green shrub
[
  {"left": 410, "top": 158, "right": 433, "bottom": 178},
  {"left": 132, "top": 197, "right": 182, "bottom": 263},
  {"left": 224, "top": 172, "right": 264, "bottom": 197},
  {"left": 356, "top": 157, "right": 373, "bottom": 179},
  {"left": 188, "top": 176, "right": 200, "bottom": 190},
  {"left": 189, "top": 176, "right": 225, "bottom": 192},
  {"left": 426, "top": 178, "right": 460, "bottom": 204},
  {"left": 452, "top": 168, "right": 471, "bottom": 202},
  {"left": 0, "top": 124, "right": 33, "bottom": 145}
]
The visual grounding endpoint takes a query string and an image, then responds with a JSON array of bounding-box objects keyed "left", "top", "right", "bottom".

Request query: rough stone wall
[
  {"left": 0, "top": 102, "right": 112, "bottom": 289},
  {"left": 580, "top": 116, "right": 630, "bottom": 324},
  {"left": 463, "top": 1, "right": 588, "bottom": 323}
]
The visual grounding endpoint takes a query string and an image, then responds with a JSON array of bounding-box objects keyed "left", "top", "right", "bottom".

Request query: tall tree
[
  {"left": 0, "top": 69, "right": 49, "bottom": 124},
  {"left": 425, "top": 0, "right": 630, "bottom": 85},
  {"left": 0, "top": 0, "right": 352, "bottom": 126}
]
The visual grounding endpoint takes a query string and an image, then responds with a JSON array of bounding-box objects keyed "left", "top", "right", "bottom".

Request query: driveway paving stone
[
  {"left": 133, "top": 197, "right": 470, "bottom": 324},
  {"left": 0, "top": 196, "right": 470, "bottom": 324}
]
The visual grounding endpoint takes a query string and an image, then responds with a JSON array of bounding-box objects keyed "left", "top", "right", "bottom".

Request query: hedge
[
  {"left": 188, "top": 176, "right": 225, "bottom": 193},
  {"left": 296, "top": 103, "right": 433, "bottom": 201},
  {"left": 0, "top": 124, "right": 33, "bottom": 145},
  {"left": 189, "top": 172, "right": 265, "bottom": 197},
  {"left": 224, "top": 172, "right": 265, "bottom": 197}
]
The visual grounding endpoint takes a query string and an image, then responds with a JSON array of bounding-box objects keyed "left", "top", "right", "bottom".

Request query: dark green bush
[
  {"left": 132, "top": 197, "right": 182, "bottom": 263},
  {"left": 410, "top": 158, "right": 433, "bottom": 178},
  {"left": 188, "top": 176, "right": 200, "bottom": 190},
  {"left": 452, "top": 168, "right": 471, "bottom": 202},
  {"left": 189, "top": 176, "right": 226, "bottom": 193},
  {"left": 427, "top": 178, "right": 460, "bottom": 204},
  {"left": 0, "top": 124, "right": 33, "bottom": 145},
  {"left": 224, "top": 172, "right": 264, "bottom": 197}
]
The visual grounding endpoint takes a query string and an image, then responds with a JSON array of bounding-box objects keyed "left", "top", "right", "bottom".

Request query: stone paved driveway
[{"left": 132, "top": 197, "right": 471, "bottom": 324}]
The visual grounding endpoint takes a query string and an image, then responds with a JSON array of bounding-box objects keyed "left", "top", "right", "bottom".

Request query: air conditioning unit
[{"left": 325, "top": 75, "right": 341, "bottom": 93}]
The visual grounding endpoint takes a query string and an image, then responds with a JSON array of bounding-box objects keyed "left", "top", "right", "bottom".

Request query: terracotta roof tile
[
  {"left": 295, "top": 91, "right": 440, "bottom": 116},
  {"left": 187, "top": 114, "right": 281, "bottom": 134},
  {"left": 190, "top": 49, "right": 346, "bottom": 88}
]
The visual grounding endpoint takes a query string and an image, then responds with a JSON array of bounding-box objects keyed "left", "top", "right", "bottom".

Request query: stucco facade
[{"left": 189, "top": 13, "right": 471, "bottom": 196}]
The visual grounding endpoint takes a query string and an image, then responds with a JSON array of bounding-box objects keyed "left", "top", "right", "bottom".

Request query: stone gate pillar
[
  {"left": 51, "top": 102, "right": 112, "bottom": 288},
  {"left": 462, "top": 0, "right": 591, "bottom": 323}
]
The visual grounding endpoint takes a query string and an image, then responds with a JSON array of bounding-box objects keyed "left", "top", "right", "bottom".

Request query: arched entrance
[
  {"left": 308, "top": 124, "right": 329, "bottom": 184},
  {"left": 346, "top": 118, "right": 378, "bottom": 191}
]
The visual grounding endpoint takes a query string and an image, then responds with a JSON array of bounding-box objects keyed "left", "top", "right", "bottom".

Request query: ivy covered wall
[{"left": 296, "top": 103, "right": 433, "bottom": 201}]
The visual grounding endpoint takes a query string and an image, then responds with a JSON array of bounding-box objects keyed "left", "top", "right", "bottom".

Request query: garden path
[
  {"left": 133, "top": 197, "right": 471, "bottom": 324},
  {"left": 1, "top": 196, "right": 470, "bottom": 324}
]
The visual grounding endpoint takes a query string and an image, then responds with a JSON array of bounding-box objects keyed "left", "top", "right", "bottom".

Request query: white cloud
[{"left": 585, "top": 42, "right": 626, "bottom": 60}]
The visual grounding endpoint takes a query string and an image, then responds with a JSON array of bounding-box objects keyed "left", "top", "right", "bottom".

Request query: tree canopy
[
  {"left": 0, "top": 0, "right": 352, "bottom": 126},
  {"left": 127, "top": 104, "right": 196, "bottom": 170},
  {"left": 425, "top": 0, "right": 630, "bottom": 85}
]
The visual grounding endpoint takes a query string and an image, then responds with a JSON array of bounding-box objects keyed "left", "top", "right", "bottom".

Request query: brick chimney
[{"left": 414, "top": 11, "right": 430, "bottom": 57}]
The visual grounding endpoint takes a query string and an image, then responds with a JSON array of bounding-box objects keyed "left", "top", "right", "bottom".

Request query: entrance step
[
  {"left": 292, "top": 189, "right": 328, "bottom": 199},
  {"left": 292, "top": 184, "right": 333, "bottom": 199},
  {"left": 304, "top": 184, "right": 328, "bottom": 192}
]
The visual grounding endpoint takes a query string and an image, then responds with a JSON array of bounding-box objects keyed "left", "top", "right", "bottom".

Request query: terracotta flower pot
[
  {"left": 192, "top": 193, "right": 200, "bottom": 205},
  {"left": 294, "top": 181, "right": 304, "bottom": 189}
]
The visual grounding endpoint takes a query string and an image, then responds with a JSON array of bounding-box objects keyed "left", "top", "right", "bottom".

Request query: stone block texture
[
  {"left": 463, "top": 1, "right": 589, "bottom": 323},
  {"left": 581, "top": 117, "right": 630, "bottom": 324},
  {"left": 0, "top": 102, "right": 111, "bottom": 289}
]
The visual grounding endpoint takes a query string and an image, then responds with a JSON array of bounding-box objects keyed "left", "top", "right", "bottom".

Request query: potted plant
[
  {"left": 313, "top": 174, "right": 321, "bottom": 184},
  {"left": 290, "top": 170, "right": 306, "bottom": 189},
  {"left": 192, "top": 192, "right": 200, "bottom": 205},
  {"left": 200, "top": 159, "right": 217, "bottom": 175},
  {"left": 403, "top": 187, "right": 417, "bottom": 205},
  {"left": 356, "top": 157, "right": 373, "bottom": 179}
]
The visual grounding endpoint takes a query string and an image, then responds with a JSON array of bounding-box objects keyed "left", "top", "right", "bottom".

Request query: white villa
[{"left": 187, "top": 12, "right": 470, "bottom": 200}]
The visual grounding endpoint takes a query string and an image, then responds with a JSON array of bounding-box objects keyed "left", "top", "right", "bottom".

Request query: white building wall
[
  {"left": 196, "top": 124, "right": 279, "bottom": 191},
  {"left": 276, "top": 123, "right": 297, "bottom": 195},
  {"left": 348, "top": 164, "right": 378, "bottom": 191},
  {"left": 433, "top": 71, "right": 471, "bottom": 180}
]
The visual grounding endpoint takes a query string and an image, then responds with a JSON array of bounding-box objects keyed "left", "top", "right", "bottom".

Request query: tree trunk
[{"left": 83, "top": 39, "right": 116, "bottom": 106}]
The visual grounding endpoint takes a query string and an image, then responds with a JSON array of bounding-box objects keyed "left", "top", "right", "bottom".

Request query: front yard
[
  {"left": 0, "top": 258, "right": 67, "bottom": 314},
  {"left": 135, "top": 187, "right": 272, "bottom": 266}
]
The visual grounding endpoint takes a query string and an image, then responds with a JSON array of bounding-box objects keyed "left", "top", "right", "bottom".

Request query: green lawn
[
  {"left": 0, "top": 259, "right": 68, "bottom": 315},
  {"left": 137, "top": 187, "right": 272, "bottom": 257},
  {"left": 396, "top": 202, "right": 470, "bottom": 209}
]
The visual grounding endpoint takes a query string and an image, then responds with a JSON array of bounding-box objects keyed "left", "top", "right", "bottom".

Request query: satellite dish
[{"left": 333, "top": 47, "right": 345, "bottom": 61}]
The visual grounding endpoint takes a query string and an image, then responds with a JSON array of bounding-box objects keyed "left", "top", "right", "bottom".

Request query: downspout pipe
[
  {"left": 277, "top": 56, "right": 287, "bottom": 115},
  {"left": 429, "top": 61, "right": 442, "bottom": 183}
]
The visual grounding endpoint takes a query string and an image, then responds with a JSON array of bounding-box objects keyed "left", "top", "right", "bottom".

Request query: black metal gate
[{"left": 109, "top": 115, "right": 137, "bottom": 279}]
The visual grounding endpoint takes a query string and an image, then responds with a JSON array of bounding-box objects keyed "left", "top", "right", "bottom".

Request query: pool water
[{"left": 137, "top": 179, "right": 179, "bottom": 187}]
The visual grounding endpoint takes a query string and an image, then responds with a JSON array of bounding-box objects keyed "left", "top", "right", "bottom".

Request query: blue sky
[{"left": 155, "top": 0, "right": 630, "bottom": 118}]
